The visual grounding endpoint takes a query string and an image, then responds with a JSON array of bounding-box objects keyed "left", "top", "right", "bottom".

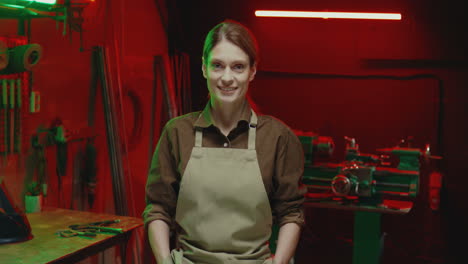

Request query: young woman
[{"left": 144, "top": 20, "right": 306, "bottom": 264}]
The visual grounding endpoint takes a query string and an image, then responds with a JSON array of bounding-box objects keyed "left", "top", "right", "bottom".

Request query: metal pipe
[{"left": 97, "top": 46, "right": 128, "bottom": 216}]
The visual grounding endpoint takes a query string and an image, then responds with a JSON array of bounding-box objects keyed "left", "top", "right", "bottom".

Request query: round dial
[{"left": 331, "top": 175, "right": 351, "bottom": 196}]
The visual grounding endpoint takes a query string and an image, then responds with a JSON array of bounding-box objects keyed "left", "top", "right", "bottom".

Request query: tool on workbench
[
  {"left": 56, "top": 229, "right": 96, "bottom": 238},
  {"left": 68, "top": 219, "right": 123, "bottom": 234},
  {"left": 69, "top": 225, "right": 123, "bottom": 234}
]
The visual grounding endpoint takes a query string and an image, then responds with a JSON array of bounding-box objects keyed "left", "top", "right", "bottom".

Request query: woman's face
[{"left": 203, "top": 39, "right": 256, "bottom": 106}]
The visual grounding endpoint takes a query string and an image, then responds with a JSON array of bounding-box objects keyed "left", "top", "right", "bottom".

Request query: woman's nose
[{"left": 221, "top": 68, "right": 234, "bottom": 85}]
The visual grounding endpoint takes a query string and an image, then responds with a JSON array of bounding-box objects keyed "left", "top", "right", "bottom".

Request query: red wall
[{"left": 1, "top": 1, "right": 169, "bottom": 262}]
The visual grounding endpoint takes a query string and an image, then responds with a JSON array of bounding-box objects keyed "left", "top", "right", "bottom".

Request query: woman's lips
[{"left": 218, "top": 86, "right": 237, "bottom": 92}]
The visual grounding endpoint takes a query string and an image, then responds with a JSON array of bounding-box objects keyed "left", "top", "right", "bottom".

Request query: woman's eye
[
  {"left": 212, "top": 63, "right": 223, "bottom": 69},
  {"left": 233, "top": 64, "right": 245, "bottom": 71}
]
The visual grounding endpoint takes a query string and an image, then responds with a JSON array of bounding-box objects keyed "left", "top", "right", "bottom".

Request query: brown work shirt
[{"left": 143, "top": 101, "right": 306, "bottom": 229}]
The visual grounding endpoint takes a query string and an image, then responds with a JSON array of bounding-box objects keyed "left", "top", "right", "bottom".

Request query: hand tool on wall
[
  {"left": 14, "top": 78, "right": 21, "bottom": 154},
  {"left": 82, "top": 140, "right": 97, "bottom": 208},
  {"left": 52, "top": 124, "right": 67, "bottom": 206},
  {"left": 8, "top": 79, "right": 15, "bottom": 154},
  {"left": 26, "top": 134, "right": 48, "bottom": 198},
  {"left": 71, "top": 145, "right": 83, "bottom": 210},
  {"left": 36, "top": 143, "right": 48, "bottom": 197},
  {"left": 29, "top": 91, "right": 40, "bottom": 113},
  {"left": 1, "top": 79, "right": 8, "bottom": 161},
  {"left": 54, "top": 124, "right": 68, "bottom": 177},
  {"left": 47, "top": 120, "right": 68, "bottom": 208}
]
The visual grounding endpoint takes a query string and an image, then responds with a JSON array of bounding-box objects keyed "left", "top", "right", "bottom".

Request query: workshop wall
[
  {"left": 0, "top": 0, "right": 168, "bottom": 215},
  {"left": 1, "top": 0, "right": 169, "bottom": 263}
]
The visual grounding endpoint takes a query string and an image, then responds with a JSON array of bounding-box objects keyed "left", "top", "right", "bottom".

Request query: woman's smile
[{"left": 218, "top": 86, "right": 238, "bottom": 92}]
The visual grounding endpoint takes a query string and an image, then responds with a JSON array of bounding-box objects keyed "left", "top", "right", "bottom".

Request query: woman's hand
[
  {"left": 272, "top": 222, "right": 302, "bottom": 264},
  {"left": 148, "top": 220, "right": 172, "bottom": 263},
  {"left": 161, "top": 255, "right": 174, "bottom": 264}
]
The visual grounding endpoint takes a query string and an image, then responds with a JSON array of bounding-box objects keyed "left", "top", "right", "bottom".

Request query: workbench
[
  {"left": 0, "top": 207, "right": 143, "bottom": 264},
  {"left": 305, "top": 196, "right": 412, "bottom": 264}
]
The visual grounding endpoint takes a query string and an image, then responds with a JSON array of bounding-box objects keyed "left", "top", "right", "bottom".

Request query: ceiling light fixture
[{"left": 255, "top": 10, "right": 402, "bottom": 20}]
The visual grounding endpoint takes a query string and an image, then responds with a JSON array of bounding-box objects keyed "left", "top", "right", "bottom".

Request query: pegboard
[{"left": 0, "top": 36, "right": 32, "bottom": 156}]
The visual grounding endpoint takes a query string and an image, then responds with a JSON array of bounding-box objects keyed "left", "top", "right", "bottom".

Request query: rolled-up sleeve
[
  {"left": 271, "top": 128, "right": 307, "bottom": 227},
  {"left": 142, "top": 123, "right": 179, "bottom": 229}
]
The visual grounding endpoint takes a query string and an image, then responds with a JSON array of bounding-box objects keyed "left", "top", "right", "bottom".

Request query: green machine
[
  {"left": 296, "top": 131, "right": 441, "bottom": 264},
  {"left": 301, "top": 134, "right": 428, "bottom": 201}
]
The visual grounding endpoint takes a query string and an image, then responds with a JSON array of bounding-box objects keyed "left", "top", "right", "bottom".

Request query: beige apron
[{"left": 168, "top": 111, "right": 273, "bottom": 264}]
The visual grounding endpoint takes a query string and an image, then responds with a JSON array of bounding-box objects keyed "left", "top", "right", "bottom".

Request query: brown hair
[{"left": 203, "top": 19, "right": 259, "bottom": 67}]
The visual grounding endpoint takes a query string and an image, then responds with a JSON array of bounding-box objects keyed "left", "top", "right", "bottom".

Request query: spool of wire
[{"left": 4, "top": 44, "right": 43, "bottom": 73}]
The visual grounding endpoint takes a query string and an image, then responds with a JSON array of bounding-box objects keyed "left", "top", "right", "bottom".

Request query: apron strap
[
  {"left": 248, "top": 110, "right": 258, "bottom": 150},
  {"left": 195, "top": 128, "right": 203, "bottom": 147}
]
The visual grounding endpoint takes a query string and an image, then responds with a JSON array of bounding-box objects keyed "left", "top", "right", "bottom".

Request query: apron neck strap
[
  {"left": 195, "top": 128, "right": 203, "bottom": 147},
  {"left": 248, "top": 110, "right": 258, "bottom": 150},
  {"left": 194, "top": 110, "right": 258, "bottom": 149}
]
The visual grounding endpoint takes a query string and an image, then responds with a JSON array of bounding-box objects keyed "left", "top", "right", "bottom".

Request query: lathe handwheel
[{"left": 331, "top": 175, "right": 352, "bottom": 196}]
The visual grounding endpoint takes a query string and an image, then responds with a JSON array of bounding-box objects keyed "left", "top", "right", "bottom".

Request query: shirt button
[{"left": 223, "top": 142, "right": 228, "bottom": 147}]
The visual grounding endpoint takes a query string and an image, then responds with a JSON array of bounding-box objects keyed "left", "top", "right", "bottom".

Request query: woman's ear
[
  {"left": 202, "top": 57, "right": 207, "bottom": 79},
  {"left": 249, "top": 63, "right": 257, "bottom": 82}
]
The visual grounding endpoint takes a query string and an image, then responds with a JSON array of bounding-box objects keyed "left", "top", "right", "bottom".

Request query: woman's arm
[
  {"left": 270, "top": 126, "right": 307, "bottom": 264},
  {"left": 148, "top": 220, "right": 172, "bottom": 263},
  {"left": 273, "top": 222, "right": 301, "bottom": 264},
  {"left": 144, "top": 123, "right": 179, "bottom": 262}
]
